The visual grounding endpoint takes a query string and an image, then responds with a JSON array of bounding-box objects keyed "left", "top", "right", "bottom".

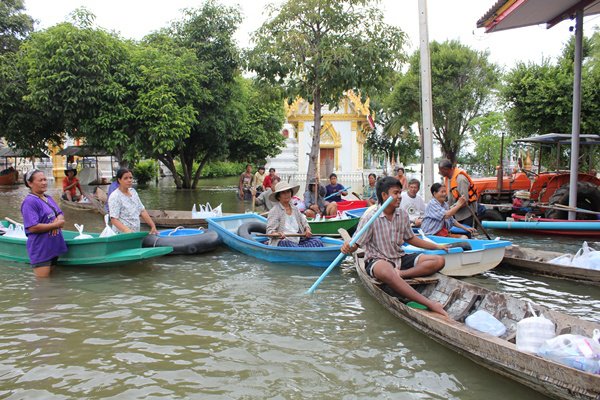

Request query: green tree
[
  {"left": 227, "top": 78, "right": 286, "bottom": 163},
  {"left": 387, "top": 40, "right": 499, "bottom": 164},
  {"left": 18, "top": 21, "right": 134, "bottom": 161},
  {"left": 247, "top": 0, "right": 406, "bottom": 182},
  {"left": 0, "top": 0, "right": 34, "bottom": 54},
  {"left": 502, "top": 32, "right": 599, "bottom": 137},
  {"left": 465, "top": 111, "right": 511, "bottom": 176}
]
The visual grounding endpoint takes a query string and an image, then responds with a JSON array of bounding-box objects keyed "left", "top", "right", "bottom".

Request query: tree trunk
[
  {"left": 191, "top": 153, "right": 210, "bottom": 189},
  {"left": 158, "top": 155, "right": 183, "bottom": 189},
  {"left": 306, "top": 87, "right": 322, "bottom": 188}
]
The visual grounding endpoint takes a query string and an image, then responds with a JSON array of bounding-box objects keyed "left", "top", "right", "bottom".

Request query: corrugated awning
[
  {"left": 477, "top": 0, "right": 600, "bottom": 32},
  {"left": 514, "top": 133, "right": 600, "bottom": 145},
  {"left": 0, "top": 147, "right": 49, "bottom": 158},
  {"left": 57, "top": 146, "right": 111, "bottom": 157}
]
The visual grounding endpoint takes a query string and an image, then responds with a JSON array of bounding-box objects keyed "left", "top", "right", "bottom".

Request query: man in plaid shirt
[{"left": 342, "top": 177, "right": 450, "bottom": 317}]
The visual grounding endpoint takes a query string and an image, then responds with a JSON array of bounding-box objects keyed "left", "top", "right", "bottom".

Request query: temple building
[{"left": 266, "top": 90, "right": 379, "bottom": 179}]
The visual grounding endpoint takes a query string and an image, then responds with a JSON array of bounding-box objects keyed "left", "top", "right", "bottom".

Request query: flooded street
[{"left": 0, "top": 179, "right": 598, "bottom": 399}]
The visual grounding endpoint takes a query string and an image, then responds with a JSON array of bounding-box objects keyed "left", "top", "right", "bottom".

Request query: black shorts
[
  {"left": 364, "top": 253, "right": 421, "bottom": 278},
  {"left": 31, "top": 256, "right": 59, "bottom": 268}
]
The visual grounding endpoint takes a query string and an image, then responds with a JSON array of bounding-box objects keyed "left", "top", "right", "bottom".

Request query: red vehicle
[{"left": 473, "top": 133, "right": 600, "bottom": 220}]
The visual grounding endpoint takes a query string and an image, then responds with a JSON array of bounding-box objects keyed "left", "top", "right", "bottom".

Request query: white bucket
[{"left": 516, "top": 303, "right": 555, "bottom": 353}]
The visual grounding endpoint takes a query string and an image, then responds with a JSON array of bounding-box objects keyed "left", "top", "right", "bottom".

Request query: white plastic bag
[
  {"left": 292, "top": 196, "right": 305, "bottom": 212},
  {"left": 193, "top": 202, "right": 223, "bottom": 218},
  {"left": 516, "top": 303, "right": 555, "bottom": 353},
  {"left": 78, "top": 196, "right": 90, "bottom": 204},
  {"left": 572, "top": 241, "right": 600, "bottom": 270},
  {"left": 99, "top": 214, "right": 116, "bottom": 237},
  {"left": 73, "top": 224, "right": 93, "bottom": 239},
  {"left": 537, "top": 333, "right": 600, "bottom": 374},
  {"left": 3, "top": 223, "right": 27, "bottom": 239},
  {"left": 465, "top": 310, "right": 506, "bottom": 337},
  {"left": 548, "top": 254, "right": 574, "bottom": 266}
]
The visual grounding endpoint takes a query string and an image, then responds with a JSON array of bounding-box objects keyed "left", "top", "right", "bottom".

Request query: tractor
[{"left": 472, "top": 133, "right": 600, "bottom": 221}]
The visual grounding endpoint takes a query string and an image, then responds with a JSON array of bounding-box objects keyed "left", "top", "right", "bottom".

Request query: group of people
[{"left": 21, "top": 168, "right": 158, "bottom": 278}]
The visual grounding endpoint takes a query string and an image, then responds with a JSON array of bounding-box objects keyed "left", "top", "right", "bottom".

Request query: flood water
[{"left": 0, "top": 177, "right": 598, "bottom": 399}]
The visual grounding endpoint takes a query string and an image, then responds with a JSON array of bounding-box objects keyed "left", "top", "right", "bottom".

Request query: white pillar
[{"left": 568, "top": 9, "right": 583, "bottom": 220}]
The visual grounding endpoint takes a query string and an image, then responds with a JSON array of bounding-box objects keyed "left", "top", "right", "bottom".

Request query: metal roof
[
  {"left": 0, "top": 147, "right": 50, "bottom": 158},
  {"left": 514, "top": 133, "right": 600, "bottom": 144},
  {"left": 477, "top": 0, "right": 600, "bottom": 32},
  {"left": 57, "top": 146, "right": 111, "bottom": 157}
]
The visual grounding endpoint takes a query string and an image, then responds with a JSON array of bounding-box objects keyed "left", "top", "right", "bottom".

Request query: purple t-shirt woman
[{"left": 21, "top": 194, "right": 68, "bottom": 265}]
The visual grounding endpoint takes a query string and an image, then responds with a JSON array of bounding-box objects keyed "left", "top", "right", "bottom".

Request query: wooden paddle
[
  {"left": 466, "top": 204, "right": 492, "bottom": 240},
  {"left": 306, "top": 196, "right": 394, "bottom": 294},
  {"left": 255, "top": 233, "right": 341, "bottom": 238},
  {"left": 5, "top": 217, "right": 23, "bottom": 226},
  {"left": 352, "top": 191, "right": 362, "bottom": 200}
]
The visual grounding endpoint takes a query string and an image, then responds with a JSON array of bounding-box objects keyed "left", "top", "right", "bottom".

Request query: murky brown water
[{"left": 0, "top": 178, "right": 597, "bottom": 399}]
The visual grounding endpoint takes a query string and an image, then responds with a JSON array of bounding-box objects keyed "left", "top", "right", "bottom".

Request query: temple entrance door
[{"left": 319, "top": 148, "right": 334, "bottom": 179}]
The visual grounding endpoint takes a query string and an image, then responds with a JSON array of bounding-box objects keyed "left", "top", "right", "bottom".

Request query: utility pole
[{"left": 418, "top": 0, "right": 434, "bottom": 201}]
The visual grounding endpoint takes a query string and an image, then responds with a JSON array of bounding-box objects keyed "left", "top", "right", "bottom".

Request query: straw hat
[{"left": 269, "top": 181, "right": 300, "bottom": 202}]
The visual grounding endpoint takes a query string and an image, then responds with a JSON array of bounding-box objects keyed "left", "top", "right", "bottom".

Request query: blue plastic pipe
[
  {"left": 323, "top": 186, "right": 351, "bottom": 200},
  {"left": 306, "top": 195, "right": 394, "bottom": 294},
  {"left": 482, "top": 220, "right": 600, "bottom": 231}
]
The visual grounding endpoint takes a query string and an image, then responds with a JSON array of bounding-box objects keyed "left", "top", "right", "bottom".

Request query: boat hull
[
  {"left": 207, "top": 214, "right": 344, "bottom": 268},
  {"left": 354, "top": 256, "right": 600, "bottom": 400},
  {"left": 145, "top": 210, "right": 234, "bottom": 228},
  {"left": 502, "top": 246, "right": 600, "bottom": 285},
  {"left": 0, "top": 223, "right": 172, "bottom": 266},
  {"left": 307, "top": 217, "right": 359, "bottom": 235},
  {"left": 404, "top": 235, "right": 511, "bottom": 277},
  {"left": 0, "top": 169, "right": 18, "bottom": 185},
  {"left": 59, "top": 197, "right": 106, "bottom": 215}
]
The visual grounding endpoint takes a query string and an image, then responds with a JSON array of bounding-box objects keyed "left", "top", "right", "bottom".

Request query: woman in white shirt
[{"left": 109, "top": 168, "right": 158, "bottom": 234}]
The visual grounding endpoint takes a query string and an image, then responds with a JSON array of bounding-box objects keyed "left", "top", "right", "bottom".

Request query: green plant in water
[{"left": 133, "top": 160, "right": 157, "bottom": 185}]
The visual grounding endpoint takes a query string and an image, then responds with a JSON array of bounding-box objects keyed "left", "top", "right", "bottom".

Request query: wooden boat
[
  {"left": 354, "top": 255, "right": 600, "bottom": 400},
  {"left": 307, "top": 215, "right": 360, "bottom": 235},
  {"left": 482, "top": 214, "right": 600, "bottom": 237},
  {"left": 502, "top": 245, "right": 600, "bottom": 286},
  {"left": 404, "top": 235, "right": 512, "bottom": 277},
  {"left": 0, "top": 168, "right": 18, "bottom": 185},
  {"left": 144, "top": 209, "right": 234, "bottom": 228},
  {"left": 207, "top": 214, "right": 344, "bottom": 268},
  {"left": 59, "top": 196, "right": 106, "bottom": 215},
  {"left": 0, "top": 222, "right": 172, "bottom": 267}
]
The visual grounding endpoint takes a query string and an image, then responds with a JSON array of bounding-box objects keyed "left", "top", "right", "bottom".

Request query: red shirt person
[
  {"left": 62, "top": 168, "right": 84, "bottom": 201},
  {"left": 263, "top": 168, "right": 279, "bottom": 190}
]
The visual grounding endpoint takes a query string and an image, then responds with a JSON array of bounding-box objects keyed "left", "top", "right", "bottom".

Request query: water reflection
[{"left": 0, "top": 179, "right": 596, "bottom": 398}]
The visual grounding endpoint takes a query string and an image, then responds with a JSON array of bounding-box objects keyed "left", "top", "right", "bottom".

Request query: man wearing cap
[
  {"left": 266, "top": 181, "right": 323, "bottom": 247},
  {"left": 438, "top": 159, "right": 478, "bottom": 228},
  {"left": 62, "top": 168, "right": 84, "bottom": 202}
]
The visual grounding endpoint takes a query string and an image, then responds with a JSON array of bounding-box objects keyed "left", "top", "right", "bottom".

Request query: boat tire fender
[
  {"left": 237, "top": 222, "right": 267, "bottom": 240},
  {"left": 142, "top": 229, "right": 221, "bottom": 255}
]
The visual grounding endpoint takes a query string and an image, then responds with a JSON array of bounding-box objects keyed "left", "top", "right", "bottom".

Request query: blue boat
[
  {"left": 402, "top": 235, "right": 512, "bottom": 277},
  {"left": 207, "top": 214, "right": 344, "bottom": 268}
]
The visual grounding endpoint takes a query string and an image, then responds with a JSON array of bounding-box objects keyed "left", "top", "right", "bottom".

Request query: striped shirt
[
  {"left": 421, "top": 199, "right": 454, "bottom": 235},
  {"left": 353, "top": 205, "right": 414, "bottom": 266}
]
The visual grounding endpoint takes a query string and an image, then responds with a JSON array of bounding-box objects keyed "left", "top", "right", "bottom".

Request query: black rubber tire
[
  {"left": 480, "top": 209, "right": 503, "bottom": 221},
  {"left": 544, "top": 182, "right": 600, "bottom": 220},
  {"left": 142, "top": 229, "right": 222, "bottom": 255},
  {"left": 237, "top": 221, "right": 267, "bottom": 240}
]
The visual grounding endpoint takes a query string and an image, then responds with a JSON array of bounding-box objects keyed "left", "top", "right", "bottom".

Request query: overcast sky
[{"left": 23, "top": 0, "right": 599, "bottom": 70}]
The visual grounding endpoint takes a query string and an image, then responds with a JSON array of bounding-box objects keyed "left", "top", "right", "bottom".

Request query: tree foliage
[
  {"left": 0, "top": 1, "right": 286, "bottom": 189},
  {"left": 502, "top": 32, "right": 600, "bottom": 137},
  {"left": 464, "top": 111, "right": 512, "bottom": 176},
  {"left": 247, "top": 0, "right": 406, "bottom": 182},
  {"left": 386, "top": 40, "right": 499, "bottom": 164},
  {"left": 0, "top": 0, "right": 33, "bottom": 54}
]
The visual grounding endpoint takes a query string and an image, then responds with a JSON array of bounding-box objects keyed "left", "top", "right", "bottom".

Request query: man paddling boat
[{"left": 341, "top": 176, "right": 450, "bottom": 317}]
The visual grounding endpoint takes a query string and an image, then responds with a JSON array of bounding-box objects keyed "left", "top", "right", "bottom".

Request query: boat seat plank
[{"left": 446, "top": 293, "right": 483, "bottom": 322}]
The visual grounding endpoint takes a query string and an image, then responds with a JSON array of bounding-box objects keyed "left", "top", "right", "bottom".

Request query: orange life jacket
[{"left": 445, "top": 168, "right": 478, "bottom": 203}]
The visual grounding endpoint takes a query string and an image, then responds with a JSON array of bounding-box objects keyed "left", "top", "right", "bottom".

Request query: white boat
[{"left": 402, "top": 236, "right": 512, "bottom": 277}]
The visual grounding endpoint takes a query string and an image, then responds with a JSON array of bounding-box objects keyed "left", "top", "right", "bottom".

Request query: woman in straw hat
[{"left": 266, "top": 182, "right": 323, "bottom": 248}]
